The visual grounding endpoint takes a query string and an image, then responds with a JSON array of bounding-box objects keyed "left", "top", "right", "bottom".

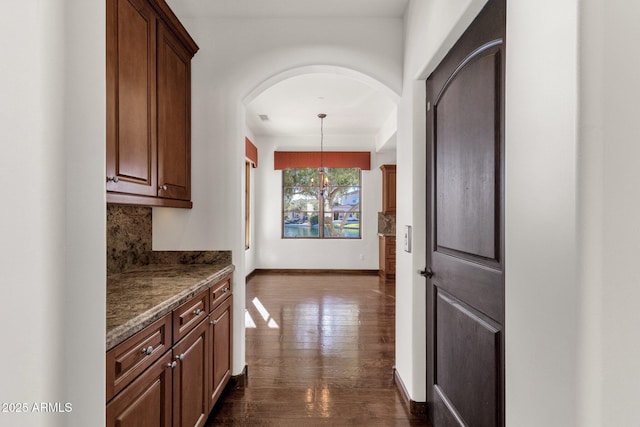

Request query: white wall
[
  {"left": 252, "top": 135, "right": 388, "bottom": 270},
  {"left": 505, "top": 1, "right": 580, "bottom": 425},
  {"left": 579, "top": 1, "right": 640, "bottom": 425},
  {"left": 0, "top": 1, "right": 105, "bottom": 426}
]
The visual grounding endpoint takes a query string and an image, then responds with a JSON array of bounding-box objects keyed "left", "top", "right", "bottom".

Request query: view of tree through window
[{"left": 283, "top": 168, "right": 361, "bottom": 239}]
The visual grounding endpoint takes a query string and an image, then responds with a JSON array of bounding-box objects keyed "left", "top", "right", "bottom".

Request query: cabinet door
[
  {"left": 106, "top": 0, "right": 158, "bottom": 196},
  {"left": 157, "top": 22, "right": 191, "bottom": 201},
  {"left": 173, "top": 319, "right": 209, "bottom": 427},
  {"left": 106, "top": 351, "right": 172, "bottom": 427},
  {"left": 208, "top": 295, "right": 232, "bottom": 411},
  {"left": 380, "top": 165, "right": 396, "bottom": 214}
]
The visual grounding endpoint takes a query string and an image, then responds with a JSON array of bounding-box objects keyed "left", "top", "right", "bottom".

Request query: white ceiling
[
  {"left": 246, "top": 73, "right": 397, "bottom": 137},
  {"left": 166, "top": 0, "right": 405, "bottom": 145},
  {"left": 166, "top": 0, "right": 408, "bottom": 19}
]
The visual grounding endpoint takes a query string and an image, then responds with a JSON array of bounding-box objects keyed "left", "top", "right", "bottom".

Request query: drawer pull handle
[
  {"left": 107, "top": 176, "right": 119, "bottom": 183},
  {"left": 167, "top": 361, "right": 177, "bottom": 369},
  {"left": 159, "top": 184, "right": 168, "bottom": 191},
  {"left": 210, "top": 319, "right": 218, "bottom": 325},
  {"left": 222, "top": 287, "right": 229, "bottom": 293},
  {"left": 176, "top": 354, "right": 184, "bottom": 361},
  {"left": 141, "top": 346, "right": 153, "bottom": 356},
  {"left": 192, "top": 309, "right": 203, "bottom": 316}
]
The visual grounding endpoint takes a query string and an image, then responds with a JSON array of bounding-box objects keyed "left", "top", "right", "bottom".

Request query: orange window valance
[
  {"left": 274, "top": 151, "right": 371, "bottom": 170},
  {"left": 246, "top": 137, "right": 258, "bottom": 167}
]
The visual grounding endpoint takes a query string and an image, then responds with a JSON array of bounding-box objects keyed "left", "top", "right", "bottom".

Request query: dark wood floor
[{"left": 205, "top": 272, "right": 430, "bottom": 426}]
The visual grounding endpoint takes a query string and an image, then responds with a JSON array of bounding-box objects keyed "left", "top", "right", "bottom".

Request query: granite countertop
[{"left": 106, "top": 262, "right": 234, "bottom": 351}]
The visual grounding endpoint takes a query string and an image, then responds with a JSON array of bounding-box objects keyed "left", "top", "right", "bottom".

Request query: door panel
[
  {"left": 426, "top": 0, "right": 505, "bottom": 426},
  {"left": 434, "top": 290, "right": 501, "bottom": 427},
  {"left": 435, "top": 50, "right": 501, "bottom": 265},
  {"left": 157, "top": 22, "right": 191, "bottom": 201},
  {"left": 106, "top": 0, "right": 157, "bottom": 196}
]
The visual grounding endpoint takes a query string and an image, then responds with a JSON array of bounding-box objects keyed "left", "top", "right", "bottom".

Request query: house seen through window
[{"left": 282, "top": 167, "right": 361, "bottom": 239}]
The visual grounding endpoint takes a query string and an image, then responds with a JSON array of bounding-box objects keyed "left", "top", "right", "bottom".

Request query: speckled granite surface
[
  {"left": 106, "top": 204, "right": 235, "bottom": 350},
  {"left": 107, "top": 205, "right": 152, "bottom": 274},
  {"left": 378, "top": 212, "right": 396, "bottom": 236},
  {"left": 106, "top": 262, "right": 234, "bottom": 351}
]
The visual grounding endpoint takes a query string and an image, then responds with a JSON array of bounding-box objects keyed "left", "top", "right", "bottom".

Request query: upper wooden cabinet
[
  {"left": 380, "top": 164, "right": 396, "bottom": 214},
  {"left": 106, "top": 0, "right": 198, "bottom": 208}
]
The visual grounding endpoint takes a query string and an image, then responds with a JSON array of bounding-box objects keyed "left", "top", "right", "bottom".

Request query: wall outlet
[{"left": 359, "top": 253, "right": 365, "bottom": 261}]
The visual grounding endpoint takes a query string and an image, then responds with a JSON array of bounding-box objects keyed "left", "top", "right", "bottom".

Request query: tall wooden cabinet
[
  {"left": 106, "top": 0, "right": 198, "bottom": 208},
  {"left": 380, "top": 164, "right": 396, "bottom": 214}
]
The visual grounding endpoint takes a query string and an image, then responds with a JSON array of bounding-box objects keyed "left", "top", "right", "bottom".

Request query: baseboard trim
[
  {"left": 394, "top": 368, "right": 428, "bottom": 416},
  {"left": 245, "top": 269, "right": 257, "bottom": 282},
  {"left": 250, "top": 268, "right": 379, "bottom": 276},
  {"left": 230, "top": 365, "right": 248, "bottom": 389}
]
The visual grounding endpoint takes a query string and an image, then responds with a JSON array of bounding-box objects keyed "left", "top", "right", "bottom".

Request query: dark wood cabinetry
[
  {"left": 379, "top": 235, "right": 396, "bottom": 280},
  {"left": 172, "top": 319, "right": 209, "bottom": 427},
  {"left": 380, "top": 164, "right": 396, "bottom": 214},
  {"left": 106, "top": 274, "right": 233, "bottom": 426},
  {"left": 106, "top": 0, "right": 198, "bottom": 208},
  {"left": 208, "top": 295, "right": 232, "bottom": 410},
  {"left": 107, "top": 351, "right": 173, "bottom": 427},
  {"left": 157, "top": 21, "right": 192, "bottom": 202}
]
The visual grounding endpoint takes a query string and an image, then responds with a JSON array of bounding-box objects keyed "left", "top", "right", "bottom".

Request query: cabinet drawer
[
  {"left": 209, "top": 274, "right": 232, "bottom": 312},
  {"left": 173, "top": 289, "right": 209, "bottom": 343},
  {"left": 106, "top": 314, "right": 172, "bottom": 402}
]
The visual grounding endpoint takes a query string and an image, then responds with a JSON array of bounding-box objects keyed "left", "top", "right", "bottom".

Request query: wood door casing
[
  {"left": 426, "top": 0, "right": 505, "bottom": 426},
  {"left": 106, "top": 0, "right": 157, "bottom": 196}
]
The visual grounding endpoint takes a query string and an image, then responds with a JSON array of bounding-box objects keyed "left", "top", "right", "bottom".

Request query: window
[
  {"left": 282, "top": 168, "right": 361, "bottom": 239},
  {"left": 245, "top": 160, "right": 251, "bottom": 249}
]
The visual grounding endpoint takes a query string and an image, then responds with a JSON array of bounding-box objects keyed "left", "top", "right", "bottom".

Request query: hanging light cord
[
  {"left": 318, "top": 113, "right": 326, "bottom": 170},
  {"left": 318, "top": 113, "right": 327, "bottom": 197}
]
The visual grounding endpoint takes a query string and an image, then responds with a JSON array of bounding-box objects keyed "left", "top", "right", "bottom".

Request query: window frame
[{"left": 281, "top": 167, "right": 362, "bottom": 240}]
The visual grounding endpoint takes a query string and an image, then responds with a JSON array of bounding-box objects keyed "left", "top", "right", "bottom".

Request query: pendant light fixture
[{"left": 318, "top": 113, "right": 328, "bottom": 198}]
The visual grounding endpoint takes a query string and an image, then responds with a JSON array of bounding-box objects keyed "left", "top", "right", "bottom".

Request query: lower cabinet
[
  {"left": 208, "top": 296, "right": 232, "bottom": 410},
  {"left": 173, "top": 319, "right": 209, "bottom": 427},
  {"left": 106, "top": 351, "right": 173, "bottom": 427},
  {"left": 379, "top": 235, "right": 396, "bottom": 280},
  {"left": 107, "top": 275, "right": 233, "bottom": 427}
]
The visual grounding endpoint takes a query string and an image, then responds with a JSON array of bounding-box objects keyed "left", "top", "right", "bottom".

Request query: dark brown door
[{"left": 425, "top": 0, "right": 505, "bottom": 426}]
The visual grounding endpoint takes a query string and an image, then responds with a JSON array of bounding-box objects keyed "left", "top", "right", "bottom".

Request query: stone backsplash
[
  {"left": 377, "top": 212, "right": 396, "bottom": 236},
  {"left": 107, "top": 204, "right": 230, "bottom": 274}
]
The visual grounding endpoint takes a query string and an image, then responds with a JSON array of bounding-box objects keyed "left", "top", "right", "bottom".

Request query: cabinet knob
[
  {"left": 141, "top": 346, "right": 153, "bottom": 356},
  {"left": 159, "top": 184, "right": 168, "bottom": 191},
  {"left": 222, "top": 287, "right": 229, "bottom": 293},
  {"left": 176, "top": 354, "right": 184, "bottom": 361},
  {"left": 210, "top": 319, "right": 218, "bottom": 325},
  {"left": 167, "top": 361, "right": 177, "bottom": 369},
  {"left": 192, "top": 309, "right": 203, "bottom": 316},
  {"left": 107, "top": 176, "right": 119, "bottom": 183}
]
